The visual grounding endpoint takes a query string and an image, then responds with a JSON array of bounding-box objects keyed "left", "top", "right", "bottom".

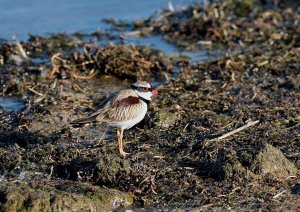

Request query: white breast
[{"left": 109, "top": 101, "right": 148, "bottom": 129}]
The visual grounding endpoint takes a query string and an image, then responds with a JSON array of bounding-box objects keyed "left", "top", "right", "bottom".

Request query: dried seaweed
[{"left": 0, "top": 0, "right": 300, "bottom": 210}]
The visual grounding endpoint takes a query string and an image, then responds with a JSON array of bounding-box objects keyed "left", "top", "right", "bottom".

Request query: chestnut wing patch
[
  {"left": 113, "top": 96, "right": 140, "bottom": 107},
  {"left": 95, "top": 95, "right": 143, "bottom": 122}
]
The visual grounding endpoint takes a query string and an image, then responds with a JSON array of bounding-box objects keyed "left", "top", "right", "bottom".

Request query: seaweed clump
[
  {"left": 51, "top": 43, "right": 172, "bottom": 80},
  {"left": 125, "top": 0, "right": 299, "bottom": 49}
]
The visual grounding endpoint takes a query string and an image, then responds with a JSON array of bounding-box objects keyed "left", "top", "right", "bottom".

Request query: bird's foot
[{"left": 119, "top": 150, "right": 130, "bottom": 158}]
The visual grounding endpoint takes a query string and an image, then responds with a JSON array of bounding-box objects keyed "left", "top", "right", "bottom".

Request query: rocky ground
[{"left": 0, "top": 0, "right": 300, "bottom": 211}]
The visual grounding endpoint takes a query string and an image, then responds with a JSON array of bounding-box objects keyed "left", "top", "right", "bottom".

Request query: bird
[{"left": 70, "top": 81, "right": 158, "bottom": 157}]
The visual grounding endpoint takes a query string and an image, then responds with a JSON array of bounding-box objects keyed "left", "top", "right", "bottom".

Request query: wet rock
[
  {"left": 250, "top": 144, "right": 299, "bottom": 179},
  {"left": 210, "top": 148, "right": 256, "bottom": 180},
  {"left": 154, "top": 109, "right": 178, "bottom": 128},
  {"left": 0, "top": 180, "right": 133, "bottom": 211}
]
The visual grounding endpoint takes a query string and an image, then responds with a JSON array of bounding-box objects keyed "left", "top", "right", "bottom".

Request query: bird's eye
[{"left": 142, "top": 87, "right": 149, "bottom": 91}]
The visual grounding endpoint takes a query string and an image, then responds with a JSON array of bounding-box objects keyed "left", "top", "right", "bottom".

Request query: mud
[{"left": 1, "top": 0, "right": 300, "bottom": 210}]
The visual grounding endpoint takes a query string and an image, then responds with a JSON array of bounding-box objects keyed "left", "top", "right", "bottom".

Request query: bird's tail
[{"left": 69, "top": 114, "right": 98, "bottom": 125}]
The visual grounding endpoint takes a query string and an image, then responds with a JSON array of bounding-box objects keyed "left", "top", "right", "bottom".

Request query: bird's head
[{"left": 131, "top": 81, "right": 158, "bottom": 101}]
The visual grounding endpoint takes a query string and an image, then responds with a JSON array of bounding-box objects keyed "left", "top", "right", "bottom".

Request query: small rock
[
  {"left": 211, "top": 148, "right": 256, "bottom": 180},
  {"left": 251, "top": 144, "right": 299, "bottom": 179},
  {"left": 154, "top": 109, "right": 178, "bottom": 128}
]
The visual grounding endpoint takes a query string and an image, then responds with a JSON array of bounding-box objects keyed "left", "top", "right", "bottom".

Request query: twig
[
  {"left": 168, "top": 1, "right": 175, "bottom": 12},
  {"left": 163, "top": 72, "right": 170, "bottom": 84},
  {"left": 28, "top": 87, "right": 44, "bottom": 96},
  {"left": 183, "top": 124, "right": 189, "bottom": 131},
  {"left": 47, "top": 165, "right": 54, "bottom": 180},
  {"left": 210, "top": 120, "right": 260, "bottom": 141},
  {"left": 138, "top": 176, "right": 150, "bottom": 188},
  {"left": 13, "top": 35, "right": 31, "bottom": 61},
  {"left": 126, "top": 30, "right": 142, "bottom": 36},
  {"left": 273, "top": 190, "right": 286, "bottom": 199},
  {"left": 71, "top": 72, "right": 97, "bottom": 80},
  {"left": 97, "top": 130, "right": 107, "bottom": 145},
  {"left": 51, "top": 53, "right": 63, "bottom": 75},
  {"left": 151, "top": 185, "right": 158, "bottom": 194},
  {"left": 153, "top": 155, "right": 165, "bottom": 159},
  {"left": 286, "top": 175, "right": 297, "bottom": 179},
  {"left": 34, "top": 96, "right": 46, "bottom": 104}
]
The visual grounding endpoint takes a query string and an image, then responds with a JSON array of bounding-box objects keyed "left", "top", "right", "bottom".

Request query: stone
[
  {"left": 211, "top": 148, "right": 256, "bottom": 180},
  {"left": 251, "top": 144, "right": 299, "bottom": 179}
]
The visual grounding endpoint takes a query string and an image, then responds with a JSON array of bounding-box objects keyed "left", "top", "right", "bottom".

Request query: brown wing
[
  {"left": 94, "top": 89, "right": 143, "bottom": 122},
  {"left": 70, "top": 92, "right": 117, "bottom": 125},
  {"left": 71, "top": 89, "right": 143, "bottom": 124},
  {"left": 113, "top": 96, "right": 139, "bottom": 107}
]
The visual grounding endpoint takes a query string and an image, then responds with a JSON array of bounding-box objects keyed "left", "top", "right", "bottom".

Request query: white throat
[{"left": 134, "top": 90, "right": 152, "bottom": 101}]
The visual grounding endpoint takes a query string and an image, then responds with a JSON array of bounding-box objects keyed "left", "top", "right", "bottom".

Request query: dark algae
[{"left": 0, "top": 0, "right": 300, "bottom": 210}]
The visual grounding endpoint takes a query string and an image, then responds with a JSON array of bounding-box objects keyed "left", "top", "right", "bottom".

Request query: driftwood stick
[
  {"left": 210, "top": 120, "right": 260, "bottom": 141},
  {"left": 28, "top": 87, "right": 44, "bottom": 96}
]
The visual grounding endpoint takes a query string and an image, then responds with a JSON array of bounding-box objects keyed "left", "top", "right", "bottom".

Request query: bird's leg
[
  {"left": 117, "top": 128, "right": 121, "bottom": 147},
  {"left": 117, "top": 128, "right": 130, "bottom": 157}
]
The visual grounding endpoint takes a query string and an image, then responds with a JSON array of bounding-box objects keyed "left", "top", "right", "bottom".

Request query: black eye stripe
[{"left": 131, "top": 85, "right": 152, "bottom": 92}]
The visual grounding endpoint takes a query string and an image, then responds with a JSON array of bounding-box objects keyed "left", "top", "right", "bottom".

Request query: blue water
[
  {"left": 124, "top": 35, "right": 223, "bottom": 62},
  {"left": 0, "top": 0, "right": 197, "bottom": 40},
  {"left": 0, "top": 97, "right": 25, "bottom": 112}
]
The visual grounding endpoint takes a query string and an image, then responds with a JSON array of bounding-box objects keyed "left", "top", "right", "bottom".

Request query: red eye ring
[{"left": 142, "top": 87, "right": 149, "bottom": 91}]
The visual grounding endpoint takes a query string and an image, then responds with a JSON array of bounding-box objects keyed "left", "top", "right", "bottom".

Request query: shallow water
[
  {"left": 123, "top": 35, "right": 224, "bottom": 62},
  {"left": 0, "top": 0, "right": 225, "bottom": 63},
  {"left": 0, "top": 0, "right": 196, "bottom": 41},
  {"left": 0, "top": 96, "right": 25, "bottom": 112}
]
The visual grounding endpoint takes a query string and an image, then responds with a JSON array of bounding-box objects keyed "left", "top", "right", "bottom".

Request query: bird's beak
[{"left": 152, "top": 89, "right": 158, "bottom": 95}]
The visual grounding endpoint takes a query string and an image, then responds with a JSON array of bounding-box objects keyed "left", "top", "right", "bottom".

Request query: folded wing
[{"left": 70, "top": 89, "right": 142, "bottom": 124}]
